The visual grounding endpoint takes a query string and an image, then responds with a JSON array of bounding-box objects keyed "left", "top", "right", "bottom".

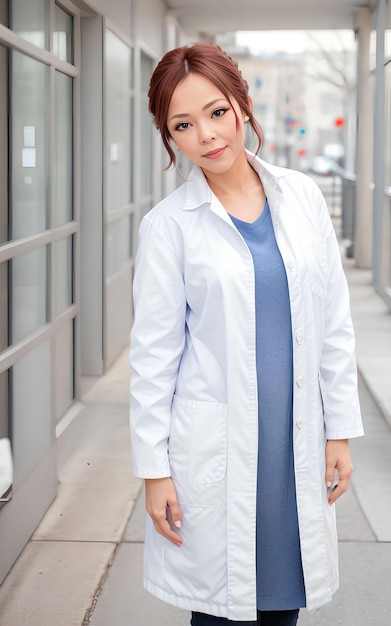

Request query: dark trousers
[{"left": 191, "top": 609, "right": 300, "bottom": 626}]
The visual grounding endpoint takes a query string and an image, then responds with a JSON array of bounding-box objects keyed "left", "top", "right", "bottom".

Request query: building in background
[
  {"left": 218, "top": 31, "right": 357, "bottom": 171},
  {"left": 0, "top": 0, "right": 390, "bottom": 588}
]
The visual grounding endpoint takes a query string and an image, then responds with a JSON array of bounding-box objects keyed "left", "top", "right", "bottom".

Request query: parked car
[{"left": 310, "top": 155, "right": 335, "bottom": 176}]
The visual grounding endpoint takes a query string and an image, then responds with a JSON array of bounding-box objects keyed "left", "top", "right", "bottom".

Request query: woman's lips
[{"left": 203, "top": 147, "right": 227, "bottom": 159}]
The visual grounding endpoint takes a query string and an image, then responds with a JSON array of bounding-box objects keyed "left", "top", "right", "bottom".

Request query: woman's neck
[
  {"left": 202, "top": 151, "right": 255, "bottom": 197},
  {"left": 203, "top": 153, "right": 266, "bottom": 222}
]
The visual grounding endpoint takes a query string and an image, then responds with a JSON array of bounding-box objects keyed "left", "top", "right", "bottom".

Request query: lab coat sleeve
[
  {"left": 317, "top": 194, "right": 364, "bottom": 440},
  {"left": 129, "top": 215, "right": 186, "bottom": 478}
]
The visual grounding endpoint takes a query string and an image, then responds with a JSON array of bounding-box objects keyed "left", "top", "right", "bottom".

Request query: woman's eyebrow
[{"left": 169, "top": 98, "right": 227, "bottom": 122}]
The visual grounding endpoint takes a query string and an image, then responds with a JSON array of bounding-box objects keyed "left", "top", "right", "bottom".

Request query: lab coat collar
[
  {"left": 184, "top": 150, "right": 285, "bottom": 212},
  {"left": 183, "top": 150, "right": 285, "bottom": 232}
]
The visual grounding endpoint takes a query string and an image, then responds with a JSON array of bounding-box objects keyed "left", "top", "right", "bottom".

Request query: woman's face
[{"left": 166, "top": 73, "right": 247, "bottom": 176}]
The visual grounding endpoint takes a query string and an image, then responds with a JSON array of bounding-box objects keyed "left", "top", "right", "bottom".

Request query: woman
[{"left": 129, "top": 43, "right": 363, "bottom": 626}]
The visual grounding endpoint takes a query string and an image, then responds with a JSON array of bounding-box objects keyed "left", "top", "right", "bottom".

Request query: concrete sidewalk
[
  {"left": 0, "top": 349, "right": 142, "bottom": 626},
  {"left": 89, "top": 380, "right": 391, "bottom": 626},
  {"left": 0, "top": 260, "right": 391, "bottom": 625}
]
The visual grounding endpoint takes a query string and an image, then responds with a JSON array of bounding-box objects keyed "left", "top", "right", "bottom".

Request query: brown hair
[{"left": 148, "top": 43, "right": 263, "bottom": 169}]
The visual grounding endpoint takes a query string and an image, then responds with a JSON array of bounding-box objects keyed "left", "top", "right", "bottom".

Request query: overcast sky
[{"left": 235, "top": 30, "right": 356, "bottom": 54}]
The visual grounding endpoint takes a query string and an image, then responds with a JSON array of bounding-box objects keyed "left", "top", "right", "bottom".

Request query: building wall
[
  {"left": 134, "top": 0, "right": 165, "bottom": 53},
  {"left": 0, "top": 0, "right": 178, "bottom": 586},
  {"left": 0, "top": 0, "right": 81, "bottom": 584},
  {"left": 88, "top": 0, "right": 132, "bottom": 38},
  {"left": 373, "top": 0, "right": 391, "bottom": 303}
]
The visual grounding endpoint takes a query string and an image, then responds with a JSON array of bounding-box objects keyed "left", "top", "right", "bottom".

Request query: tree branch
[{"left": 305, "top": 31, "right": 351, "bottom": 87}]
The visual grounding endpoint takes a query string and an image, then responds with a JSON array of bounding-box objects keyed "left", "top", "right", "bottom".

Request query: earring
[
  {"left": 176, "top": 146, "right": 180, "bottom": 151},
  {"left": 243, "top": 115, "right": 250, "bottom": 123}
]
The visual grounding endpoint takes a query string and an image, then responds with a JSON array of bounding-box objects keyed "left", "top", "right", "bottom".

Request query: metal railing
[{"left": 324, "top": 162, "right": 357, "bottom": 258}]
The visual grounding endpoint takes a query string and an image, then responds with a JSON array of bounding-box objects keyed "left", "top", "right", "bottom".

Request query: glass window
[
  {"left": 54, "top": 319, "right": 74, "bottom": 420},
  {"left": 129, "top": 212, "right": 134, "bottom": 259},
  {"left": 10, "top": 51, "right": 49, "bottom": 240},
  {"left": 140, "top": 52, "right": 153, "bottom": 198},
  {"left": 0, "top": 39, "right": 8, "bottom": 437},
  {"left": 386, "top": 2, "right": 391, "bottom": 187},
  {"left": 387, "top": 34, "right": 391, "bottom": 62},
  {"left": 11, "top": 0, "right": 49, "bottom": 50},
  {"left": 383, "top": 2, "right": 391, "bottom": 292},
  {"left": 386, "top": 0, "right": 391, "bottom": 59},
  {"left": 370, "top": 29, "right": 377, "bottom": 72},
  {"left": 54, "top": 236, "right": 73, "bottom": 316},
  {"left": 382, "top": 194, "right": 391, "bottom": 289},
  {"left": 140, "top": 51, "right": 153, "bottom": 93},
  {"left": 0, "top": 45, "right": 7, "bottom": 245},
  {"left": 141, "top": 99, "right": 152, "bottom": 197},
  {"left": 12, "top": 341, "right": 51, "bottom": 487},
  {"left": 0, "top": 261, "right": 8, "bottom": 351},
  {"left": 0, "top": 1, "right": 7, "bottom": 26},
  {"left": 385, "top": 62, "right": 391, "bottom": 186},
  {"left": 55, "top": 71, "right": 73, "bottom": 225},
  {"left": 11, "top": 246, "right": 48, "bottom": 344},
  {"left": 106, "top": 216, "right": 132, "bottom": 277},
  {"left": 0, "top": 370, "right": 9, "bottom": 439},
  {"left": 105, "top": 30, "right": 132, "bottom": 210},
  {"left": 54, "top": 3, "right": 73, "bottom": 64}
]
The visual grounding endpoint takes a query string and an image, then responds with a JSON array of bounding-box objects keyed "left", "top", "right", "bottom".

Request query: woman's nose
[{"left": 199, "top": 123, "right": 217, "bottom": 144}]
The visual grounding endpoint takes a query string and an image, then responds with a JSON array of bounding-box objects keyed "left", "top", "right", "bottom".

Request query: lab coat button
[
  {"left": 296, "top": 332, "right": 303, "bottom": 344},
  {"left": 296, "top": 376, "right": 304, "bottom": 388},
  {"left": 296, "top": 417, "right": 305, "bottom": 429},
  {"left": 287, "top": 260, "right": 294, "bottom": 270}
]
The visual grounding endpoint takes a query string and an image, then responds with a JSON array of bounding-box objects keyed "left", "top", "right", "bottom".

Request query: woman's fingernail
[{"left": 174, "top": 520, "right": 182, "bottom": 528}]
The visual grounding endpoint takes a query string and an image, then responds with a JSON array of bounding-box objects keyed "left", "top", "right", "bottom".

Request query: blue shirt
[{"left": 230, "top": 200, "right": 306, "bottom": 610}]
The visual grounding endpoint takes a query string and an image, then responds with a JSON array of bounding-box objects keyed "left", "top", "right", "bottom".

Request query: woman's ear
[{"left": 242, "top": 97, "right": 253, "bottom": 122}]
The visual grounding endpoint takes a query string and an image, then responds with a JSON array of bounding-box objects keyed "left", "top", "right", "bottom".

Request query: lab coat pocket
[
  {"left": 162, "top": 503, "right": 227, "bottom": 604},
  {"left": 169, "top": 396, "right": 227, "bottom": 485},
  {"left": 305, "top": 236, "right": 331, "bottom": 299}
]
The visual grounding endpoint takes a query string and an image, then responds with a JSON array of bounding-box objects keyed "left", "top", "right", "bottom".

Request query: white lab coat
[{"left": 129, "top": 152, "right": 363, "bottom": 621}]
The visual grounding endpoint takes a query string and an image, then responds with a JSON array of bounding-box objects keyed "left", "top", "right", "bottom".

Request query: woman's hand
[
  {"left": 325, "top": 439, "right": 353, "bottom": 505},
  {"left": 145, "top": 477, "right": 183, "bottom": 546}
]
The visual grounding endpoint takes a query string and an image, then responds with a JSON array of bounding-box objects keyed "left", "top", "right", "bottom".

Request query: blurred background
[{"left": 0, "top": 0, "right": 390, "bottom": 612}]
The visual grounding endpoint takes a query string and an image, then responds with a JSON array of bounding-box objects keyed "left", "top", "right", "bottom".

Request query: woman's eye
[
  {"left": 175, "top": 122, "right": 190, "bottom": 131},
  {"left": 212, "top": 108, "right": 227, "bottom": 118}
]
